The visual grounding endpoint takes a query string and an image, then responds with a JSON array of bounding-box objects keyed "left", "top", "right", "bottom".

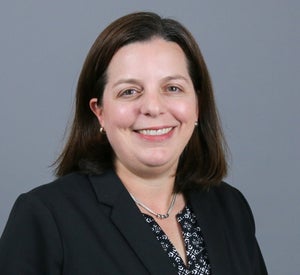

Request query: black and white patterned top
[{"left": 143, "top": 205, "right": 211, "bottom": 275}]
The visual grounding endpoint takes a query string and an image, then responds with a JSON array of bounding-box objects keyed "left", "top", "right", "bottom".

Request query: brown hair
[{"left": 54, "top": 12, "right": 228, "bottom": 191}]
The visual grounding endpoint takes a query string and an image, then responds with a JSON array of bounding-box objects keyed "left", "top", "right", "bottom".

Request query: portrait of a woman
[{"left": 0, "top": 12, "right": 267, "bottom": 274}]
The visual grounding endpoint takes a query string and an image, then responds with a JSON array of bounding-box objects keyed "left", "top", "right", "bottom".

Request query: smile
[{"left": 137, "top": 127, "right": 173, "bottom": 136}]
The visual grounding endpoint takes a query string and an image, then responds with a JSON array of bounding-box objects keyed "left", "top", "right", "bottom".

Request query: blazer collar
[
  {"left": 88, "top": 170, "right": 177, "bottom": 275},
  {"left": 188, "top": 187, "right": 232, "bottom": 274}
]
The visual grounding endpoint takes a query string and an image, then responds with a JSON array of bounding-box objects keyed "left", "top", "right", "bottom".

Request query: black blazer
[{"left": 0, "top": 170, "right": 267, "bottom": 274}]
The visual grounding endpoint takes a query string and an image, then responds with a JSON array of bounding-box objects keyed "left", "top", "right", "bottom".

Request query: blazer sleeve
[
  {"left": 233, "top": 187, "right": 268, "bottom": 274},
  {"left": 0, "top": 193, "right": 63, "bottom": 274}
]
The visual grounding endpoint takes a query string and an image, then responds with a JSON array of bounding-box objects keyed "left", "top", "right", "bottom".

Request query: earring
[
  {"left": 100, "top": 127, "right": 106, "bottom": 134},
  {"left": 194, "top": 121, "right": 198, "bottom": 127}
]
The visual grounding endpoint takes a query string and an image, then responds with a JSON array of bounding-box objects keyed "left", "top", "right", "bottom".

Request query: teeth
[{"left": 138, "top": 127, "right": 172, "bottom": 136}]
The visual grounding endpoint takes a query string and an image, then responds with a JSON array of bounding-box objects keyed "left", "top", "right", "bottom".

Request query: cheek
[
  {"left": 103, "top": 103, "right": 136, "bottom": 128},
  {"left": 171, "top": 100, "right": 198, "bottom": 122}
]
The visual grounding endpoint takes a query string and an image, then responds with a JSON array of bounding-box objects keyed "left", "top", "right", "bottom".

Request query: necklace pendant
[
  {"left": 130, "top": 193, "right": 177, "bottom": 220},
  {"left": 157, "top": 213, "right": 169, "bottom": 219}
]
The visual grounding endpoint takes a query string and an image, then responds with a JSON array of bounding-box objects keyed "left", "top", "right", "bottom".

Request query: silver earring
[
  {"left": 100, "top": 127, "right": 106, "bottom": 134},
  {"left": 194, "top": 121, "right": 198, "bottom": 127}
]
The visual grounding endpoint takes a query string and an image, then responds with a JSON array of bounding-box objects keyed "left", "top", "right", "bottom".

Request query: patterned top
[{"left": 143, "top": 205, "right": 211, "bottom": 275}]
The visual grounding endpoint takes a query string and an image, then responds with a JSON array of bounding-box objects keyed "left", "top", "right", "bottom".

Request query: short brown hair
[{"left": 54, "top": 12, "right": 228, "bottom": 192}]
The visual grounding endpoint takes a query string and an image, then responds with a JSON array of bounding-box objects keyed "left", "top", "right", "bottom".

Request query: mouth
[{"left": 136, "top": 127, "right": 173, "bottom": 136}]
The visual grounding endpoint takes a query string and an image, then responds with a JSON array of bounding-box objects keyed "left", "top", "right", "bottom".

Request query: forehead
[{"left": 105, "top": 38, "right": 190, "bottom": 80}]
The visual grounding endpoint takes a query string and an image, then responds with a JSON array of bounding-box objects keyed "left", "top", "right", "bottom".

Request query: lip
[
  {"left": 134, "top": 126, "right": 175, "bottom": 141},
  {"left": 137, "top": 127, "right": 173, "bottom": 136}
]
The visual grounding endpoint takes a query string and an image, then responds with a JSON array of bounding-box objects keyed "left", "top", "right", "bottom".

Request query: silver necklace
[{"left": 130, "top": 193, "right": 177, "bottom": 219}]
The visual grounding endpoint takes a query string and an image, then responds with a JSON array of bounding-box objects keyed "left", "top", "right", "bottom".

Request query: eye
[
  {"left": 166, "top": 86, "right": 182, "bottom": 93},
  {"left": 119, "top": 88, "right": 140, "bottom": 97}
]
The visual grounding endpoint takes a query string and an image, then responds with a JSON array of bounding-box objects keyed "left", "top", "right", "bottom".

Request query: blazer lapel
[
  {"left": 188, "top": 188, "right": 232, "bottom": 274},
  {"left": 89, "top": 170, "right": 177, "bottom": 275}
]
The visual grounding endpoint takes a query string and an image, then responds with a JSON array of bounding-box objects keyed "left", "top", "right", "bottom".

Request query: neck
[{"left": 115, "top": 163, "right": 176, "bottom": 211}]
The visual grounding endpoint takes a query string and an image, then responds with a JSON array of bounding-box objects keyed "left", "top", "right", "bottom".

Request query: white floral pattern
[{"left": 143, "top": 205, "right": 211, "bottom": 275}]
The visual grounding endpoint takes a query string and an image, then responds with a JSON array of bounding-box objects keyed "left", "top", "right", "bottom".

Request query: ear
[{"left": 89, "top": 98, "right": 105, "bottom": 128}]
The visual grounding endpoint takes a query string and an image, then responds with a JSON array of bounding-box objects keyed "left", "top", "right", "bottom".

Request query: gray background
[{"left": 0, "top": 1, "right": 299, "bottom": 274}]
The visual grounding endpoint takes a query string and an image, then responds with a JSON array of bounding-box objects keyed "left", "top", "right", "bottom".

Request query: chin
[{"left": 142, "top": 156, "right": 178, "bottom": 170}]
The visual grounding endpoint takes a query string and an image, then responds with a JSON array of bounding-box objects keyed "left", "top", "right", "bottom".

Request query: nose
[{"left": 140, "top": 91, "right": 165, "bottom": 117}]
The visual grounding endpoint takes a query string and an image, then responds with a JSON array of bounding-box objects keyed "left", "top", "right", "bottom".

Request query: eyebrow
[
  {"left": 112, "top": 75, "right": 190, "bottom": 88},
  {"left": 112, "top": 78, "right": 142, "bottom": 88},
  {"left": 161, "top": 75, "right": 190, "bottom": 83}
]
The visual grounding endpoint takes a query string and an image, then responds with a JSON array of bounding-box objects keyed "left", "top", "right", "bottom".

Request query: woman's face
[{"left": 90, "top": 38, "right": 198, "bottom": 177}]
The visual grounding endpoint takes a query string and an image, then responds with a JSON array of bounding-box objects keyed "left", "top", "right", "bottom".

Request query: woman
[{"left": 0, "top": 12, "right": 267, "bottom": 274}]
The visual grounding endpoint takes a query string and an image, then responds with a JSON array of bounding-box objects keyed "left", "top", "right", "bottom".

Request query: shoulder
[
  {"left": 189, "top": 182, "right": 256, "bottom": 232},
  {"left": 211, "top": 182, "right": 253, "bottom": 210},
  {"left": 190, "top": 181, "right": 250, "bottom": 205},
  {"left": 206, "top": 182, "right": 252, "bottom": 209},
  {"left": 25, "top": 172, "right": 92, "bottom": 202},
  {"left": 30, "top": 172, "right": 89, "bottom": 193},
  {"left": 9, "top": 172, "right": 97, "bottom": 221},
  {"left": 0, "top": 173, "right": 93, "bottom": 273},
  {"left": 13, "top": 170, "right": 124, "bottom": 220}
]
